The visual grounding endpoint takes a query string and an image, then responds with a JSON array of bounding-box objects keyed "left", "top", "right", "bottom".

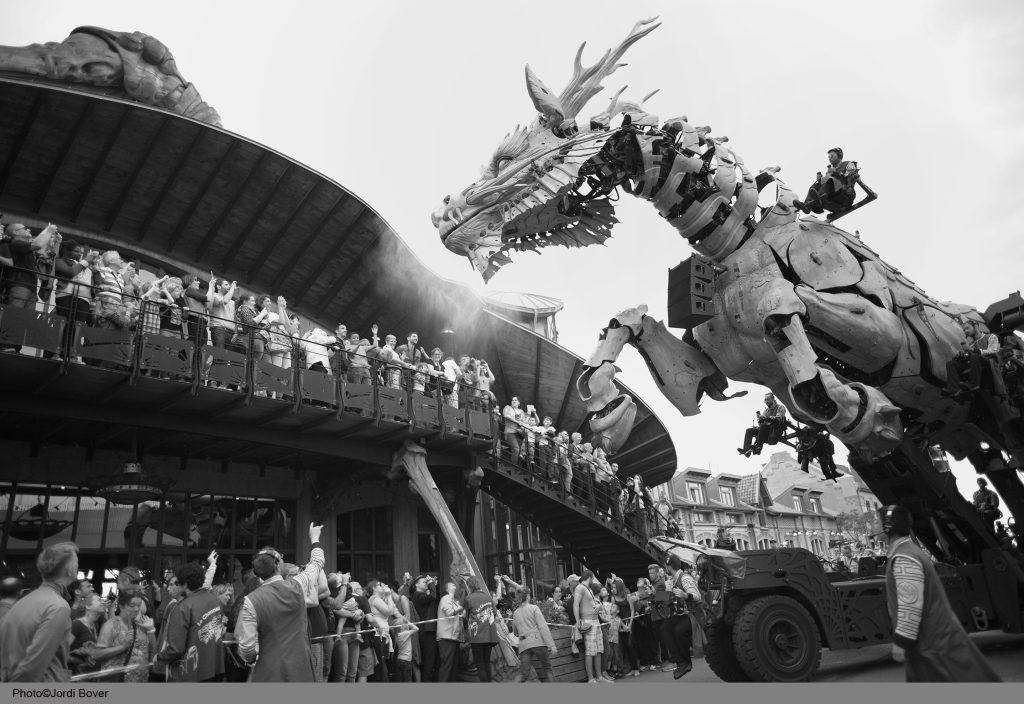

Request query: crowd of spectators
[
  {"left": 0, "top": 220, "right": 503, "bottom": 408},
  {"left": 0, "top": 534, "right": 710, "bottom": 684},
  {"left": 497, "top": 395, "right": 676, "bottom": 539}
]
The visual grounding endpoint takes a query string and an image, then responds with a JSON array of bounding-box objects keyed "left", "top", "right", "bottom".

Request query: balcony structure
[{"left": 0, "top": 76, "right": 675, "bottom": 588}]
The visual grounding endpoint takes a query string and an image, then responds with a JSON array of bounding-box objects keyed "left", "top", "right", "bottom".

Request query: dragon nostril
[{"left": 443, "top": 195, "right": 451, "bottom": 205}]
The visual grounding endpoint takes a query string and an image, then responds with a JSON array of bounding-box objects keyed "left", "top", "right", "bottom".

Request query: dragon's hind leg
[{"left": 766, "top": 312, "right": 903, "bottom": 461}]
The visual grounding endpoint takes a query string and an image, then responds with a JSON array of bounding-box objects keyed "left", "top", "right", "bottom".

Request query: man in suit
[{"left": 234, "top": 523, "right": 324, "bottom": 681}]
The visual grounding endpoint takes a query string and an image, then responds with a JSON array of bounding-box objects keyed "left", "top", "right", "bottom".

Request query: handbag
[
  {"left": 570, "top": 623, "right": 582, "bottom": 656},
  {"left": 98, "top": 622, "right": 137, "bottom": 683},
  {"left": 494, "top": 616, "right": 520, "bottom": 667}
]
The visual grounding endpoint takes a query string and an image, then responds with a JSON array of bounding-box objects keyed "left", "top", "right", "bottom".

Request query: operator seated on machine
[
  {"left": 793, "top": 147, "right": 859, "bottom": 216},
  {"left": 946, "top": 317, "right": 1003, "bottom": 398},
  {"left": 738, "top": 393, "right": 788, "bottom": 457},
  {"left": 795, "top": 425, "right": 842, "bottom": 481}
]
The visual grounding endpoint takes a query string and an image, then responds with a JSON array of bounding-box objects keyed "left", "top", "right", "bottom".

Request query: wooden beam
[
  {"left": 217, "top": 162, "right": 293, "bottom": 271},
  {"left": 0, "top": 391, "right": 395, "bottom": 465},
  {"left": 268, "top": 193, "right": 348, "bottom": 291},
  {"left": 125, "top": 120, "right": 199, "bottom": 234},
  {"left": 297, "top": 412, "right": 340, "bottom": 433},
  {"left": 555, "top": 358, "right": 582, "bottom": 428},
  {"left": 156, "top": 137, "right": 236, "bottom": 248},
  {"left": 489, "top": 329, "right": 512, "bottom": 404},
  {"left": 610, "top": 434, "right": 669, "bottom": 464},
  {"left": 295, "top": 209, "right": 375, "bottom": 308},
  {"left": 70, "top": 105, "right": 130, "bottom": 223},
  {"left": 35, "top": 101, "right": 93, "bottom": 213},
  {"left": 0, "top": 90, "right": 43, "bottom": 194},
  {"left": 252, "top": 403, "right": 299, "bottom": 427},
  {"left": 191, "top": 150, "right": 269, "bottom": 261},
  {"left": 532, "top": 336, "right": 543, "bottom": 413},
  {"left": 245, "top": 175, "right": 320, "bottom": 280},
  {"left": 399, "top": 442, "right": 491, "bottom": 589}
]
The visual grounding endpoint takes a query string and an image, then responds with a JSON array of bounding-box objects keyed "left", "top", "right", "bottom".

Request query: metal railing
[
  {"left": 0, "top": 266, "right": 496, "bottom": 442},
  {"left": 486, "top": 425, "right": 680, "bottom": 549}
]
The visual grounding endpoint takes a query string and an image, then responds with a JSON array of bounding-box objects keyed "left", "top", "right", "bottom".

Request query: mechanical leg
[
  {"left": 579, "top": 304, "right": 740, "bottom": 452},
  {"left": 765, "top": 312, "right": 903, "bottom": 461}
]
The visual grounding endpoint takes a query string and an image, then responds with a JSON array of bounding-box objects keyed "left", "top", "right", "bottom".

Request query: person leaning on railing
[
  {"left": 206, "top": 278, "right": 237, "bottom": 350},
  {"left": 265, "top": 297, "right": 298, "bottom": 392},
  {"left": 53, "top": 240, "right": 98, "bottom": 362},
  {"left": 233, "top": 293, "right": 271, "bottom": 362},
  {"left": 91, "top": 250, "right": 130, "bottom": 332},
  {"left": 0, "top": 221, "right": 57, "bottom": 311},
  {"left": 346, "top": 333, "right": 375, "bottom": 385},
  {"left": 555, "top": 431, "right": 573, "bottom": 494}
]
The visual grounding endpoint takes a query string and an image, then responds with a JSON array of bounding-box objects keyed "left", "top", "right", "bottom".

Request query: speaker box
[{"left": 667, "top": 255, "right": 717, "bottom": 329}]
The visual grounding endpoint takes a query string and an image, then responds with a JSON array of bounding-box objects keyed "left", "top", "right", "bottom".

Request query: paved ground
[{"left": 608, "top": 632, "right": 1024, "bottom": 683}]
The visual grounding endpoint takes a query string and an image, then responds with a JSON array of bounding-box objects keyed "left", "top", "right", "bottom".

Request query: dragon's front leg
[
  {"left": 578, "top": 304, "right": 738, "bottom": 453},
  {"left": 767, "top": 312, "right": 903, "bottom": 461}
]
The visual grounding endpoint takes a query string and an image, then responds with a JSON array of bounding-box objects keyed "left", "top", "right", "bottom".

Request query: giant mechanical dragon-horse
[{"left": 431, "top": 18, "right": 1024, "bottom": 581}]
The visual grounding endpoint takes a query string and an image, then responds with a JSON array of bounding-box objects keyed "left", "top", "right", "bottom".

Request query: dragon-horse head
[
  {"left": 431, "top": 20, "right": 670, "bottom": 453},
  {"left": 431, "top": 17, "right": 661, "bottom": 281}
]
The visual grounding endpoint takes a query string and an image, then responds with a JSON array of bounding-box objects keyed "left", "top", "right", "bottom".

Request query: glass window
[
  {"left": 337, "top": 507, "right": 393, "bottom": 585},
  {"left": 374, "top": 508, "right": 393, "bottom": 551},
  {"left": 686, "top": 481, "right": 706, "bottom": 504},
  {"left": 793, "top": 496, "right": 804, "bottom": 512},
  {"left": 728, "top": 513, "right": 744, "bottom": 525},
  {"left": 720, "top": 486, "right": 736, "bottom": 507},
  {"left": 418, "top": 532, "right": 440, "bottom": 573},
  {"left": 809, "top": 498, "right": 821, "bottom": 514}
]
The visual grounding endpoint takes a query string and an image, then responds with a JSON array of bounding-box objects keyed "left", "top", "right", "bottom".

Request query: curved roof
[
  {"left": 482, "top": 291, "right": 565, "bottom": 316},
  {"left": 0, "top": 77, "right": 678, "bottom": 484}
]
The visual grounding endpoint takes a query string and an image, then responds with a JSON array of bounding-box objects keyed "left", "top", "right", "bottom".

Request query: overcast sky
[{"left": 5, "top": 1, "right": 1024, "bottom": 503}]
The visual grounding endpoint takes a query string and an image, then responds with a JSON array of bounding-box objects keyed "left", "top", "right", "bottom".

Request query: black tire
[
  {"left": 704, "top": 617, "right": 751, "bottom": 682},
  {"left": 732, "top": 595, "right": 822, "bottom": 682}
]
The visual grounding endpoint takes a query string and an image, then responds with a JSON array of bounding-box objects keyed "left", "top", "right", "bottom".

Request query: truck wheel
[
  {"left": 732, "top": 595, "right": 821, "bottom": 681},
  {"left": 704, "top": 618, "right": 751, "bottom": 682}
]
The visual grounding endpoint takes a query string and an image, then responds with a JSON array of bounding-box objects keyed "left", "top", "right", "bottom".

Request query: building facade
[{"left": 652, "top": 465, "right": 842, "bottom": 557}]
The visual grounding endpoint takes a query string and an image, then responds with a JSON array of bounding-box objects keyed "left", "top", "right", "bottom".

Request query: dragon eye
[{"left": 495, "top": 156, "right": 514, "bottom": 172}]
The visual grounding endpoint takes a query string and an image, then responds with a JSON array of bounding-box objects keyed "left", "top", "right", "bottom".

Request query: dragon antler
[{"left": 557, "top": 17, "right": 660, "bottom": 119}]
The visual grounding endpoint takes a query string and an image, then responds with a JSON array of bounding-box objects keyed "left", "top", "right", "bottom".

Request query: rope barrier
[{"left": 70, "top": 662, "right": 151, "bottom": 682}]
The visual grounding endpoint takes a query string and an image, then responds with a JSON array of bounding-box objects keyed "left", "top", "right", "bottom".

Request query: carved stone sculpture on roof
[
  {"left": 430, "top": 17, "right": 997, "bottom": 470},
  {"left": 0, "top": 26, "right": 221, "bottom": 125}
]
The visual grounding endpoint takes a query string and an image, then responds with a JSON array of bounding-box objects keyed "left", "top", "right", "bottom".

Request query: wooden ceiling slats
[
  {"left": 70, "top": 106, "right": 131, "bottom": 223},
  {"left": 0, "top": 89, "right": 42, "bottom": 195},
  {"left": 157, "top": 136, "right": 239, "bottom": 248},
  {"left": 215, "top": 162, "right": 293, "bottom": 270},
  {"left": 245, "top": 172, "right": 320, "bottom": 279},
  {"left": 300, "top": 208, "right": 375, "bottom": 309},
  {"left": 117, "top": 120, "right": 200, "bottom": 233},
  {"left": 188, "top": 148, "right": 268, "bottom": 260},
  {"left": 35, "top": 100, "right": 93, "bottom": 215},
  {"left": 268, "top": 191, "right": 348, "bottom": 290}
]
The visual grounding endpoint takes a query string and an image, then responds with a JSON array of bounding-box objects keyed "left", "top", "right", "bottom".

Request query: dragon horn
[
  {"left": 557, "top": 17, "right": 661, "bottom": 120},
  {"left": 525, "top": 64, "right": 566, "bottom": 126}
]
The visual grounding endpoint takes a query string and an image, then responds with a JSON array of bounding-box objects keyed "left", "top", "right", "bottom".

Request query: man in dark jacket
[
  {"left": 156, "top": 563, "right": 225, "bottom": 682},
  {"left": 411, "top": 574, "right": 439, "bottom": 681}
]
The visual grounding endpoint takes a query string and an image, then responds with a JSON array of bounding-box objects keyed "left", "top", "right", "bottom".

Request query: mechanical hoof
[{"left": 790, "top": 368, "right": 902, "bottom": 462}]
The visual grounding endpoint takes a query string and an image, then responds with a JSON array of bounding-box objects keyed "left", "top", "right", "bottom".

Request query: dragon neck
[{"left": 603, "top": 127, "right": 756, "bottom": 264}]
